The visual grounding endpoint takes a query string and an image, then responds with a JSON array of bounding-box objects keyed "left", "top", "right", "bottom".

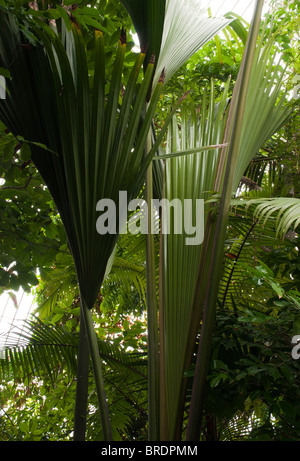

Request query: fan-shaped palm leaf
[
  {"left": 158, "top": 81, "right": 230, "bottom": 440},
  {"left": 0, "top": 8, "right": 169, "bottom": 439},
  {"left": 120, "top": 0, "right": 232, "bottom": 95},
  {"left": 112, "top": 1, "right": 239, "bottom": 439},
  {"left": 185, "top": 3, "right": 292, "bottom": 439},
  {"left": 157, "top": 2, "right": 292, "bottom": 440}
]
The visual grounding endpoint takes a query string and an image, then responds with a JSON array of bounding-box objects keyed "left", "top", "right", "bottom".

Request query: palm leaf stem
[
  {"left": 145, "top": 123, "right": 160, "bottom": 441},
  {"left": 80, "top": 296, "right": 112, "bottom": 441},
  {"left": 186, "top": 0, "right": 264, "bottom": 441},
  {"left": 73, "top": 316, "right": 90, "bottom": 441}
]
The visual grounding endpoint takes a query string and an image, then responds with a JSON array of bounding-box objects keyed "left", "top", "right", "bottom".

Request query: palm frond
[
  {"left": 158, "top": 5, "right": 293, "bottom": 440},
  {"left": 219, "top": 217, "right": 259, "bottom": 309},
  {"left": 106, "top": 257, "right": 146, "bottom": 303},
  {"left": 33, "top": 229, "right": 148, "bottom": 321},
  {"left": 0, "top": 317, "right": 78, "bottom": 382},
  {"left": 34, "top": 261, "right": 78, "bottom": 319},
  {"left": 120, "top": 0, "right": 232, "bottom": 96},
  {"left": 243, "top": 197, "right": 300, "bottom": 239},
  {"left": 0, "top": 317, "right": 147, "bottom": 382},
  {"left": 232, "top": 35, "right": 293, "bottom": 190},
  {"left": 159, "top": 81, "right": 230, "bottom": 439},
  {"left": 0, "top": 11, "right": 169, "bottom": 438},
  {"left": 219, "top": 209, "right": 289, "bottom": 310},
  {"left": 153, "top": 0, "right": 232, "bottom": 88},
  {"left": 0, "top": 10, "right": 166, "bottom": 310}
]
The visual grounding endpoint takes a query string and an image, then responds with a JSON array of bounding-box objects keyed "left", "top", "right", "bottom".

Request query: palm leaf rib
[{"left": 219, "top": 218, "right": 259, "bottom": 307}]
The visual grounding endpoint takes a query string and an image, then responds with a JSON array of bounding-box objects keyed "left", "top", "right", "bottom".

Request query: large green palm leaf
[
  {"left": 158, "top": 4, "right": 292, "bottom": 440},
  {"left": 0, "top": 9, "right": 166, "bottom": 440},
  {"left": 0, "top": 317, "right": 147, "bottom": 383},
  {"left": 0, "top": 10, "right": 164, "bottom": 306},
  {"left": 118, "top": 0, "right": 233, "bottom": 440},
  {"left": 187, "top": 15, "right": 293, "bottom": 439},
  {"left": 159, "top": 83, "right": 230, "bottom": 440},
  {"left": 0, "top": 316, "right": 148, "bottom": 440},
  {"left": 120, "top": 0, "right": 232, "bottom": 95}
]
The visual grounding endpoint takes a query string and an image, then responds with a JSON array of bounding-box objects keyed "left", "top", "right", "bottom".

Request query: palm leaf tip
[
  {"left": 159, "top": 67, "right": 166, "bottom": 84},
  {"left": 120, "top": 27, "right": 127, "bottom": 45},
  {"left": 152, "top": 0, "right": 232, "bottom": 88}
]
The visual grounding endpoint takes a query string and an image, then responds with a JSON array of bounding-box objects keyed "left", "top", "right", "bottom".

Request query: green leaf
[
  {"left": 224, "top": 12, "right": 249, "bottom": 44},
  {"left": 19, "top": 422, "right": 29, "bottom": 434},
  {"left": 56, "top": 5, "right": 72, "bottom": 31},
  {"left": 159, "top": 81, "right": 230, "bottom": 440},
  {"left": 153, "top": 0, "right": 232, "bottom": 88},
  {"left": 20, "top": 142, "right": 31, "bottom": 162},
  {"left": 243, "top": 197, "right": 300, "bottom": 239},
  {"left": 0, "top": 66, "right": 10, "bottom": 78}
]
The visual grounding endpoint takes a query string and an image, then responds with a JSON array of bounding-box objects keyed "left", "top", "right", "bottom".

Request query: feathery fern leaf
[
  {"left": 244, "top": 197, "right": 300, "bottom": 239},
  {"left": 0, "top": 317, "right": 147, "bottom": 382}
]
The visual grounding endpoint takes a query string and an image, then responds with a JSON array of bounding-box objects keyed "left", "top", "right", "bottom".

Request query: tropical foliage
[{"left": 0, "top": 0, "right": 299, "bottom": 442}]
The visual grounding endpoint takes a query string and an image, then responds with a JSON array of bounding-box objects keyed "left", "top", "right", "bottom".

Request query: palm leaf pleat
[
  {"left": 0, "top": 11, "right": 163, "bottom": 309},
  {"left": 159, "top": 83, "right": 230, "bottom": 439},
  {"left": 159, "top": 22, "right": 292, "bottom": 439},
  {"left": 119, "top": 0, "right": 233, "bottom": 440}
]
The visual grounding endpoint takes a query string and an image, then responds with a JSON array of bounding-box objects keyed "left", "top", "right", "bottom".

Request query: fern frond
[
  {"left": 0, "top": 317, "right": 147, "bottom": 383},
  {"left": 245, "top": 197, "right": 300, "bottom": 239}
]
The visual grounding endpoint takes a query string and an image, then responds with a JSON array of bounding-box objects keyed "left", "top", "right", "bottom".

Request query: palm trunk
[
  {"left": 73, "top": 316, "right": 90, "bottom": 441},
  {"left": 145, "top": 124, "right": 160, "bottom": 441}
]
